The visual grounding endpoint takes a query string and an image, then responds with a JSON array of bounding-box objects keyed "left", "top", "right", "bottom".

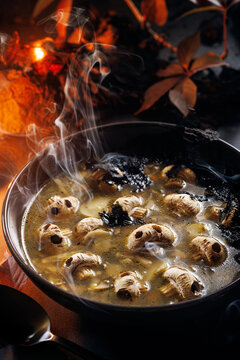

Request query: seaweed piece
[
  {"left": 234, "top": 253, "right": 240, "bottom": 265},
  {"left": 219, "top": 225, "right": 240, "bottom": 249},
  {"left": 180, "top": 191, "right": 208, "bottom": 202},
  {"left": 99, "top": 204, "right": 145, "bottom": 227},
  {"left": 91, "top": 155, "right": 152, "bottom": 192}
]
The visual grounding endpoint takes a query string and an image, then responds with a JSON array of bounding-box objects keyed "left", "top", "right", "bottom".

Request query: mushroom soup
[{"left": 22, "top": 155, "right": 240, "bottom": 305}]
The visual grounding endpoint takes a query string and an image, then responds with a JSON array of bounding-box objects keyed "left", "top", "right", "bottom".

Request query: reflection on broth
[{"left": 22, "top": 155, "right": 240, "bottom": 306}]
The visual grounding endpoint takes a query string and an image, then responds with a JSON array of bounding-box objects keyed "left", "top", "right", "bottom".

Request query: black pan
[{"left": 2, "top": 121, "right": 240, "bottom": 328}]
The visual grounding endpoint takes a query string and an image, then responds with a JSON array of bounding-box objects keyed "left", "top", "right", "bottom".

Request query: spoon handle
[{"left": 50, "top": 334, "right": 104, "bottom": 360}]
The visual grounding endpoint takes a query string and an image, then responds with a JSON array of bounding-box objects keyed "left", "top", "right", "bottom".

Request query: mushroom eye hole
[
  {"left": 191, "top": 281, "right": 200, "bottom": 293},
  {"left": 66, "top": 257, "right": 73, "bottom": 267},
  {"left": 135, "top": 231, "right": 143, "bottom": 239},
  {"left": 212, "top": 243, "right": 221, "bottom": 253},
  {"left": 118, "top": 289, "right": 132, "bottom": 299},
  {"left": 50, "top": 235, "right": 62, "bottom": 244},
  {"left": 152, "top": 225, "right": 162, "bottom": 233},
  {"left": 51, "top": 207, "right": 59, "bottom": 215},
  {"left": 65, "top": 199, "right": 72, "bottom": 208}
]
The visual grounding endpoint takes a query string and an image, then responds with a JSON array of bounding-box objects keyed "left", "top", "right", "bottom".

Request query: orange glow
[{"left": 33, "top": 46, "right": 47, "bottom": 61}]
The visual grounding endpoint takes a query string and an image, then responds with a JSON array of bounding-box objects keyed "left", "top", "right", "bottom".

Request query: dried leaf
[
  {"left": 141, "top": 0, "right": 168, "bottom": 26},
  {"left": 190, "top": 52, "right": 227, "bottom": 73},
  {"left": 156, "top": 64, "right": 184, "bottom": 78},
  {"left": 177, "top": 32, "right": 201, "bottom": 70},
  {"left": 56, "top": 0, "right": 73, "bottom": 44},
  {"left": 169, "top": 85, "right": 189, "bottom": 117},
  {"left": 181, "top": 77, "right": 197, "bottom": 108},
  {"left": 135, "top": 76, "right": 182, "bottom": 115},
  {"left": 169, "top": 77, "right": 197, "bottom": 117},
  {"left": 179, "top": 5, "right": 222, "bottom": 19},
  {"left": 31, "top": 0, "right": 55, "bottom": 19}
]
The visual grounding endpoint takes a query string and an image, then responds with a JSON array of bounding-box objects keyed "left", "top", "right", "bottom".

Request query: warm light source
[{"left": 33, "top": 46, "right": 47, "bottom": 61}]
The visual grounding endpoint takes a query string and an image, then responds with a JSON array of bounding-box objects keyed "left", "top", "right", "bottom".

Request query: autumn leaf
[
  {"left": 190, "top": 52, "right": 227, "bottom": 73},
  {"left": 169, "top": 86, "right": 188, "bottom": 117},
  {"left": 135, "top": 76, "right": 182, "bottom": 114},
  {"left": 169, "top": 77, "right": 197, "bottom": 117},
  {"left": 137, "top": 29, "right": 227, "bottom": 117},
  {"left": 177, "top": 31, "right": 201, "bottom": 70},
  {"left": 56, "top": 0, "right": 73, "bottom": 44},
  {"left": 141, "top": 0, "right": 168, "bottom": 26},
  {"left": 181, "top": 77, "right": 197, "bottom": 108},
  {"left": 156, "top": 63, "right": 184, "bottom": 77}
]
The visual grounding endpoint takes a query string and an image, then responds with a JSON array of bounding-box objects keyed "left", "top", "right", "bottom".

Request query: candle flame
[{"left": 33, "top": 46, "right": 46, "bottom": 61}]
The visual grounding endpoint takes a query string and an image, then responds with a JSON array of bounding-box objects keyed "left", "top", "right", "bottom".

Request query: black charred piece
[
  {"left": 219, "top": 226, "right": 240, "bottom": 249},
  {"left": 91, "top": 155, "right": 151, "bottom": 192},
  {"left": 99, "top": 204, "right": 145, "bottom": 227}
]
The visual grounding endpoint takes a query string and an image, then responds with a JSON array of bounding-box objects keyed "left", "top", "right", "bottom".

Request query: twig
[
  {"left": 219, "top": 8, "right": 228, "bottom": 59},
  {"left": 124, "top": 0, "right": 145, "bottom": 27},
  {"left": 124, "top": 0, "right": 177, "bottom": 53},
  {"left": 146, "top": 23, "right": 177, "bottom": 53}
]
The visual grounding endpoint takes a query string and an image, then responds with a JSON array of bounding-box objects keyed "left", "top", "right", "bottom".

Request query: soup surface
[{"left": 22, "top": 155, "right": 240, "bottom": 306}]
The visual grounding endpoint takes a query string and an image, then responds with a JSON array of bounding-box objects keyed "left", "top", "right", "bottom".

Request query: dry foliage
[
  {"left": 136, "top": 31, "right": 227, "bottom": 117},
  {"left": 141, "top": 0, "right": 168, "bottom": 26},
  {"left": 182, "top": 0, "right": 240, "bottom": 59}
]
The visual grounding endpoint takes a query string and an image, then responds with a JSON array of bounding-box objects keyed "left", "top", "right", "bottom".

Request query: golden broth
[{"left": 22, "top": 161, "right": 240, "bottom": 306}]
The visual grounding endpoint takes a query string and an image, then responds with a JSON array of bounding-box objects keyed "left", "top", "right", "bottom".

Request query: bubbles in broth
[{"left": 22, "top": 155, "right": 240, "bottom": 306}]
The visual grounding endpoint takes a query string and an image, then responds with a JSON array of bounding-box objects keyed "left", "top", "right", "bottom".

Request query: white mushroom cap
[
  {"left": 46, "top": 196, "right": 79, "bottom": 218},
  {"left": 163, "top": 193, "right": 200, "bottom": 217},
  {"left": 113, "top": 195, "right": 144, "bottom": 215},
  {"left": 160, "top": 165, "right": 196, "bottom": 184},
  {"left": 62, "top": 252, "right": 101, "bottom": 277},
  {"left": 114, "top": 271, "right": 141, "bottom": 299},
  {"left": 160, "top": 266, "right": 203, "bottom": 300},
  {"left": 38, "top": 223, "right": 70, "bottom": 254},
  {"left": 127, "top": 223, "right": 175, "bottom": 252},
  {"left": 190, "top": 236, "right": 226, "bottom": 265},
  {"left": 74, "top": 217, "right": 104, "bottom": 244}
]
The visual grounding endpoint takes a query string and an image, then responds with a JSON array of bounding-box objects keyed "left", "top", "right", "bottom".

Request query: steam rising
[{"left": 0, "top": 33, "right": 10, "bottom": 60}]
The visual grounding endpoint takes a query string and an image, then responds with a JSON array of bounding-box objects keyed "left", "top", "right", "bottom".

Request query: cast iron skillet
[{"left": 2, "top": 121, "right": 240, "bottom": 326}]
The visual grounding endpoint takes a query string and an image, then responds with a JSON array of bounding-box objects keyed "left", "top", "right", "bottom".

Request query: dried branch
[{"left": 124, "top": 0, "right": 177, "bottom": 53}]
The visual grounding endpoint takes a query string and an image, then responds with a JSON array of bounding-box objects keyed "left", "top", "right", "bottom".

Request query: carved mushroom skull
[
  {"left": 207, "top": 202, "right": 238, "bottom": 228},
  {"left": 190, "top": 236, "right": 226, "bottom": 265},
  {"left": 46, "top": 196, "right": 79, "bottom": 218},
  {"left": 127, "top": 223, "right": 175, "bottom": 252},
  {"left": 113, "top": 195, "right": 144, "bottom": 215},
  {"left": 74, "top": 217, "right": 104, "bottom": 244},
  {"left": 163, "top": 193, "right": 200, "bottom": 218},
  {"left": 38, "top": 223, "right": 70, "bottom": 254},
  {"left": 160, "top": 266, "right": 203, "bottom": 300},
  {"left": 114, "top": 271, "right": 141, "bottom": 299},
  {"left": 62, "top": 252, "right": 101, "bottom": 278},
  {"left": 160, "top": 165, "right": 196, "bottom": 184}
]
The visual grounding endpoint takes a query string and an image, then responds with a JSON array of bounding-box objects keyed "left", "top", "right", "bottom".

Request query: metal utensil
[{"left": 0, "top": 284, "right": 103, "bottom": 360}]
